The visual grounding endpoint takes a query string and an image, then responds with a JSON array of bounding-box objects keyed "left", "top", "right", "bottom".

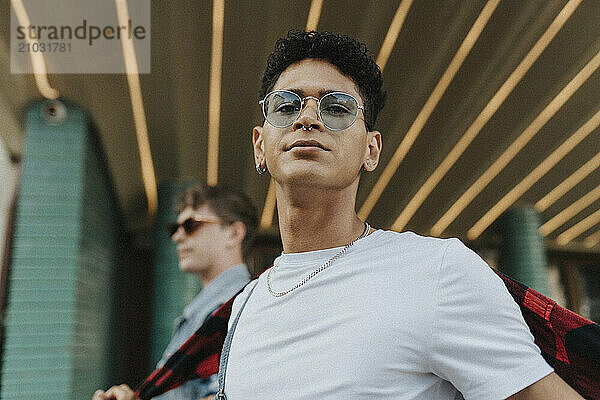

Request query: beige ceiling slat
[
  {"left": 116, "top": 0, "right": 157, "bottom": 216},
  {"left": 536, "top": 151, "right": 600, "bottom": 212},
  {"left": 10, "top": 0, "right": 58, "bottom": 99},
  {"left": 306, "top": 0, "right": 324, "bottom": 31},
  {"left": 466, "top": 49, "right": 600, "bottom": 240},
  {"left": 207, "top": 0, "right": 225, "bottom": 186},
  {"left": 584, "top": 229, "right": 600, "bottom": 248},
  {"left": 358, "top": 0, "right": 501, "bottom": 221},
  {"left": 260, "top": 179, "right": 277, "bottom": 229},
  {"left": 540, "top": 182, "right": 600, "bottom": 237},
  {"left": 376, "top": 0, "right": 414, "bottom": 71},
  {"left": 0, "top": 88, "right": 23, "bottom": 157},
  {"left": 556, "top": 208, "right": 600, "bottom": 245},
  {"left": 392, "top": 0, "right": 582, "bottom": 235}
]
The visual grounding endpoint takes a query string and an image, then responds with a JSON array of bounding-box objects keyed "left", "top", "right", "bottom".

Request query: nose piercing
[{"left": 302, "top": 126, "right": 312, "bottom": 131}]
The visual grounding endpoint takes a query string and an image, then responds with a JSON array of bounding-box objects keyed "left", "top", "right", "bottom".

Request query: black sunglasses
[{"left": 166, "top": 216, "right": 222, "bottom": 237}]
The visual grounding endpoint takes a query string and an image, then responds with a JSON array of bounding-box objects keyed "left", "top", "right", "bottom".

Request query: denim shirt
[{"left": 153, "top": 264, "right": 250, "bottom": 400}]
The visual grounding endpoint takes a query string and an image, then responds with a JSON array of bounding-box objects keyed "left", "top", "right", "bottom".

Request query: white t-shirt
[{"left": 224, "top": 230, "right": 553, "bottom": 399}]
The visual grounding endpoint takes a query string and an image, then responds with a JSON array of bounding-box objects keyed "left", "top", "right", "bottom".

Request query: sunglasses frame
[
  {"left": 167, "top": 215, "right": 223, "bottom": 237},
  {"left": 259, "top": 90, "right": 364, "bottom": 131}
]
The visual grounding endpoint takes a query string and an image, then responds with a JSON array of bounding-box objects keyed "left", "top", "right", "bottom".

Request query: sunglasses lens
[
  {"left": 166, "top": 223, "right": 178, "bottom": 237},
  {"left": 320, "top": 92, "right": 359, "bottom": 130},
  {"left": 263, "top": 91, "right": 302, "bottom": 128},
  {"left": 182, "top": 219, "right": 201, "bottom": 235},
  {"left": 167, "top": 219, "right": 202, "bottom": 237}
]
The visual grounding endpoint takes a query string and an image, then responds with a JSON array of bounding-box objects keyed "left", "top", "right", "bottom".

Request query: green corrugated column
[
  {"left": 579, "top": 266, "right": 600, "bottom": 323},
  {"left": 1, "top": 99, "right": 121, "bottom": 399},
  {"left": 151, "top": 181, "right": 202, "bottom": 366},
  {"left": 498, "top": 205, "right": 550, "bottom": 296}
]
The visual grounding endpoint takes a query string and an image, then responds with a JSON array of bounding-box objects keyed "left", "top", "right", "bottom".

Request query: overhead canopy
[{"left": 1, "top": 0, "right": 599, "bottom": 252}]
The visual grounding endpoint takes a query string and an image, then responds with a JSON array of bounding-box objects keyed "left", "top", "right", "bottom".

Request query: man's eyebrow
[
  {"left": 286, "top": 88, "right": 339, "bottom": 97},
  {"left": 319, "top": 89, "right": 336, "bottom": 97},
  {"left": 287, "top": 88, "right": 304, "bottom": 97}
]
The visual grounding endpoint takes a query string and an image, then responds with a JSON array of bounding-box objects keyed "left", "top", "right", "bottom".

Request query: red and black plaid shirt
[{"left": 136, "top": 269, "right": 600, "bottom": 399}]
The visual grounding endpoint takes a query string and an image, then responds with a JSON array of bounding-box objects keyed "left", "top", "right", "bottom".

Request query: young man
[
  {"left": 94, "top": 184, "right": 257, "bottom": 400},
  {"left": 219, "top": 31, "right": 583, "bottom": 399},
  {"left": 96, "top": 31, "right": 584, "bottom": 400}
]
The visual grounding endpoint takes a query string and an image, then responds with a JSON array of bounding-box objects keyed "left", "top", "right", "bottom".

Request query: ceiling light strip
[
  {"left": 446, "top": 109, "right": 600, "bottom": 238},
  {"left": 478, "top": 109, "right": 600, "bottom": 238},
  {"left": 376, "top": 0, "right": 414, "bottom": 71},
  {"left": 359, "top": 0, "right": 501, "bottom": 221},
  {"left": 207, "top": 0, "right": 225, "bottom": 186},
  {"left": 556, "top": 208, "right": 600, "bottom": 245},
  {"left": 408, "top": 0, "right": 582, "bottom": 235},
  {"left": 584, "top": 230, "right": 600, "bottom": 248},
  {"left": 541, "top": 181, "right": 600, "bottom": 236},
  {"left": 536, "top": 151, "right": 600, "bottom": 211},
  {"left": 466, "top": 49, "right": 600, "bottom": 240},
  {"left": 115, "top": 0, "right": 157, "bottom": 216},
  {"left": 306, "top": 0, "right": 324, "bottom": 31},
  {"left": 260, "top": 178, "right": 277, "bottom": 229},
  {"left": 10, "top": 0, "right": 59, "bottom": 99}
]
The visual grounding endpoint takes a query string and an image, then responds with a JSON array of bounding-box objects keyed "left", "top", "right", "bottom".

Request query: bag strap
[{"left": 215, "top": 279, "right": 259, "bottom": 400}]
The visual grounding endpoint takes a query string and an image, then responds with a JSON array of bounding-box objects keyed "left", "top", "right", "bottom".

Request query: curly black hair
[{"left": 259, "top": 30, "right": 386, "bottom": 131}]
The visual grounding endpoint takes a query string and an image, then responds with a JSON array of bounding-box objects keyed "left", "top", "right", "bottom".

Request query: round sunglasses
[{"left": 259, "top": 90, "right": 364, "bottom": 131}]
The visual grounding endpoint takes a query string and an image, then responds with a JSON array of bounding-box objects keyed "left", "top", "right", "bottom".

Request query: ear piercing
[{"left": 256, "top": 161, "right": 267, "bottom": 175}]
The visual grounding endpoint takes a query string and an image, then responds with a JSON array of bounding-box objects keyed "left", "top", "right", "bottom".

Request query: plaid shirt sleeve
[
  {"left": 135, "top": 293, "right": 238, "bottom": 400},
  {"left": 494, "top": 269, "right": 600, "bottom": 399}
]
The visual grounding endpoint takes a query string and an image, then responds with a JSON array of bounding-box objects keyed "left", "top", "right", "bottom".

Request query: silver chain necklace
[{"left": 267, "top": 222, "right": 371, "bottom": 297}]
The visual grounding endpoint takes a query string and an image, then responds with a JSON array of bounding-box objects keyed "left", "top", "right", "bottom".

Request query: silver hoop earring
[{"left": 256, "top": 162, "right": 267, "bottom": 175}]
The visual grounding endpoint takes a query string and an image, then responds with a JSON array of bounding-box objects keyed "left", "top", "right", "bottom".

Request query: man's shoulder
[
  {"left": 368, "top": 230, "right": 490, "bottom": 281},
  {"left": 374, "top": 229, "right": 463, "bottom": 254},
  {"left": 183, "top": 264, "right": 250, "bottom": 323}
]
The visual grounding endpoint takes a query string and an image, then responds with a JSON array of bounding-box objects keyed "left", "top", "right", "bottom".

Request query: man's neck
[
  {"left": 276, "top": 183, "right": 367, "bottom": 253},
  {"left": 197, "top": 257, "right": 243, "bottom": 288}
]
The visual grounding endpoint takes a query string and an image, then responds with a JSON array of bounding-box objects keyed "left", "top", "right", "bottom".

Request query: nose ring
[{"left": 302, "top": 126, "right": 312, "bottom": 131}]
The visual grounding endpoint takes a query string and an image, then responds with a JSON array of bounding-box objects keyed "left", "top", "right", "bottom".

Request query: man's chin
[
  {"left": 277, "top": 164, "right": 328, "bottom": 182},
  {"left": 276, "top": 168, "right": 358, "bottom": 190},
  {"left": 280, "top": 173, "right": 329, "bottom": 188},
  {"left": 178, "top": 263, "right": 197, "bottom": 273}
]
